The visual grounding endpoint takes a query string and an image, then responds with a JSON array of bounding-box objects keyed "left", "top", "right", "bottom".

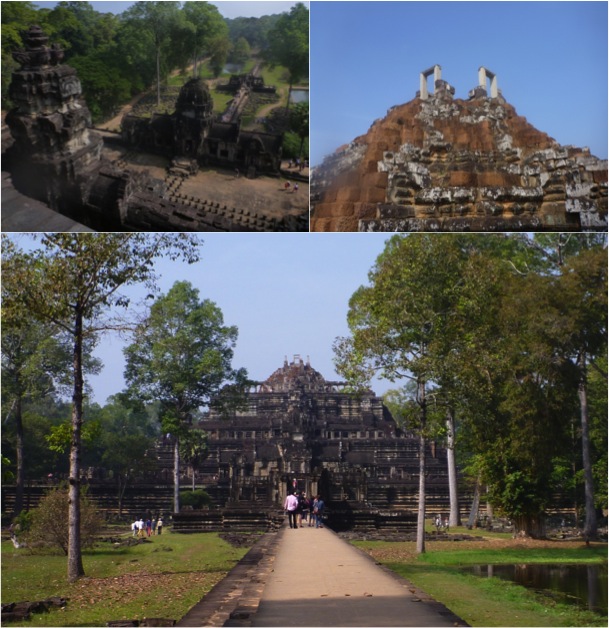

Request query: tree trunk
[
  {"left": 156, "top": 46, "right": 161, "bottom": 107},
  {"left": 14, "top": 395, "right": 24, "bottom": 517},
  {"left": 467, "top": 477, "right": 481, "bottom": 528},
  {"left": 67, "top": 311, "right": 85, "bottom": 582},
  {"left": 173, "top": 437, "right": 180, "bottom": 513},
  {"left": 416, "top": 378, "right": 427, "bottom": 554},
  {"left": 578, "top": 352, "right": 597, "bottom": 538},
  {"left": 446, "top": 407, "right": 460, "bottom": 527},
  {"left": 512, "top": 513, "right": 546, "bottom": 539}
]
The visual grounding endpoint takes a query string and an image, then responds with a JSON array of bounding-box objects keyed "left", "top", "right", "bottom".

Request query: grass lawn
[
  {"left": 1, "top": 529, "right": 249, "bottom": 627},
  {"left": 354, "top": 528, "right": 607, "bottom": 627}
]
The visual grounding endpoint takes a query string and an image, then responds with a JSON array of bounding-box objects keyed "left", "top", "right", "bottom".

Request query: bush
[
  {"left": 24, "top": 485, "right": 101, "bottom": 554},
  {"left": 179, "top": 489, "right": 212, "bottom": 509}
]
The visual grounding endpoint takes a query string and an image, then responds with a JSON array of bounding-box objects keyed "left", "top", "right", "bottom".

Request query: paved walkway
[
  {"left": 251, "top": 525, "right": 465, "bottom": 627},
  {"left": 178, "top": 524, "right": 467, "bottom": 627}
]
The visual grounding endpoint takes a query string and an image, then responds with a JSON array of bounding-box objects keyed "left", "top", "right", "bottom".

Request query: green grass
[
  {"left": 353, "top": 535, "right": 607, "bottom": 627},
  {"left": 1, "top": 529, "right": 248, "bottom": 627}
]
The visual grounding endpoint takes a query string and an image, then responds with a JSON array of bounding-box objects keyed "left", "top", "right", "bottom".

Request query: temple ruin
[
  {"left": 311, "top": 65, "right": 607, "bottom": 232},
  {"left": 172, "top": 355, "right": 453, "bottom": 532},
  {"left": 3, "top": 26, "right": 306, "bottom": 232}
]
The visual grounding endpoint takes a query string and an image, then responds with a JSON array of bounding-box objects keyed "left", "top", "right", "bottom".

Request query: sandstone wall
[{"left": 311, "top": 93, "right": 607, "bottom": 232}]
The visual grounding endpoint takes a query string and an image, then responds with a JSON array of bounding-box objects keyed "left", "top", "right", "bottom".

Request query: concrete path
[{"left": 250, "top": 524, "right": 466, "bottom": 627}]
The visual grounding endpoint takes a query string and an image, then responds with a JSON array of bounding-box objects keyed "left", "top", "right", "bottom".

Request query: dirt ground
[{"left": 101, "top": 143, "right": 309, "bottom": 223}]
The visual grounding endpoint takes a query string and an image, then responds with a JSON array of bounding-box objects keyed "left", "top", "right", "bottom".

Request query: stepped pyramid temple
[
  {"left": 172, "top": 355, "right": 452, "bottom": 532},
  {"left": 311, "top": 65, "right": 607, "bottom": 232}
]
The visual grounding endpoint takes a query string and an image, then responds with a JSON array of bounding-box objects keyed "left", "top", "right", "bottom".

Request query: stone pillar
[
  {"left": 419, "top": 65, "right": 441, "bottom": 100},
  {"left": 478, "top": 66, "right": 498, "bottom": 98}
]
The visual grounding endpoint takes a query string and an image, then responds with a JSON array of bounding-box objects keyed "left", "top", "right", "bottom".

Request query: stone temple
[
  {"left": 3, "top": 26, "right": 306, "bottom": 232},
  {"left": 172, "top": 355, "right": 453, "bottom": 532},
  {"left": 311, "top": 65, "right": 608, "bottom": 232}
]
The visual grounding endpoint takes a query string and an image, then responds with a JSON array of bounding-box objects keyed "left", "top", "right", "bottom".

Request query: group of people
[
  {"left": 283, "top": 491, "right": 325, "bottom": 528},
  {"left": 131, "top": 516, "right": 163, "bottom": 537},
  {"left": 433, "top": 514, "right": 449, "bottom": 532}
]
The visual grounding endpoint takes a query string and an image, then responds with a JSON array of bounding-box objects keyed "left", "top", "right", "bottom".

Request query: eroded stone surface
[{"left": 311, "top": 78, "right": 607, "bottom": 232}]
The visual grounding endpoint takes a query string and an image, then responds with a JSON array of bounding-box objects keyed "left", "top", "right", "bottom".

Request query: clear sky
[
  {"left": 33, "top": 1, "right": 307, "bottom": 20},
  {"left": 10, "top": 233, "right": 395, "bottom": 406},
  {"left": 310, "top": 1, "right": 608, "bottom": 165}
]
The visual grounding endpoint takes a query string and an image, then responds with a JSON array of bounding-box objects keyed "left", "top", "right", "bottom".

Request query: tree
[
  {"left": 231, "top": 36, "right": 251, "bottom": 64},
  {"left": 25, "top": 485, "right": 100, "bottom": 555},
  {"left": 334, "top": 234, "right": 470, "bottom": 553},
  {"left": 182, "top": 1, "right": 228, "bottom": 77},
  {"left": 289, "top": 102, "right": 309, "bottom": 158},
  {"left": 266, "top": 3, "right": 308, "bottom": 111},
  {"left": 124, "top": 280, "right": 248, "bottom": 513},
  {"left": 1, "top": 233, "right": 200, "bottom": 582},
  {"left": 123, "top": 1, "right": 181, "bottom": 107},
  {"left": 208, "top": 34, "right": 232, "bottom": 78}
]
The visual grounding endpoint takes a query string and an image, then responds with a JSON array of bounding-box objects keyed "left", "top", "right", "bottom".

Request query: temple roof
[{"left": 260, "top": 355, "right": 328, "bottom": 393}]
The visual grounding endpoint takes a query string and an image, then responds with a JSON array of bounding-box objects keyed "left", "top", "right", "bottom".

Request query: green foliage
[
  {"left": 179, "top": 489, "right": 212, "bottom": 509},
  {"left": 266, "top": 3, "right": 309, "bottom": 86},
  {"left": 230, "top": 36, "right": 251, "bottom": 63},
  {"left": 25, "top": 485, "right": 101, "bottom": 555},
  {"left": 281, "top": 130, "right": 309, "bottom": 160}
]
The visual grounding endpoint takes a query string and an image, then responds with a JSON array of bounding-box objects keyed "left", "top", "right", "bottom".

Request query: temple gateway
[{"left": 173, "top": 355, "right": 454, "bottom": 532}]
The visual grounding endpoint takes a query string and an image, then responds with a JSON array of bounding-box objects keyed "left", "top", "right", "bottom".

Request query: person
[
  {"left": 137, "top": 518, "right": 145, "bottom": 537},
  {"left": 146, "top": 518, "right": 152, "bottom": 537},
  {"left": 293, "top": 183, "right": 299, "bottom": 194},
  {"left": 313, "top": 495, "right": 325, "bottom": 528},
  {"left": 300, "top": 493, "right": 310, "bottom": 526},
  {"left": 284, "top": 491, "right": 299, "bottom": 529},
  {"left": 157, "top": 517, "right": 163, "bottom": 535},
  {"left": 284, "top": 181, "right": 291, "bottom": 191},
  {"left": 131, "top": 519, "right": 138, "bottom": 537},
  {"left": 151, "top": 518, "right": 157, "bottom": 535}
]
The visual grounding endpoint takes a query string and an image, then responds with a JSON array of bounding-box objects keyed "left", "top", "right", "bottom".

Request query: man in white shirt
[{"left": 284, "top": 492, "right": 299, "bottom": 529}]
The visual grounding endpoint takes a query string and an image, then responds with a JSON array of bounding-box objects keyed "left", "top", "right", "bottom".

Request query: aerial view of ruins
[{"left": 1, "top": 2, "right": 309, "bottom": 232}]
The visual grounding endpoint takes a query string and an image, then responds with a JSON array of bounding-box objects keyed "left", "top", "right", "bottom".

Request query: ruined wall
[{"left": 311, "top": 86, "right": 607, "bottom": 232}]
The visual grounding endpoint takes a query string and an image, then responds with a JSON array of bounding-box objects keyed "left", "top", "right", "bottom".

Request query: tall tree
[
  {"left": 182, "top": 1, "right": 228, "bottom": 77},
  {"left": 334, "top": 234, "right": 469, "bottom": 553},
  {"left": 123, "top": 280, "right": 248, "bottom": 513},
  {"left": 1, "top": 233, "right": 200, "bottom": 582},
  {"left": 124, "top": 1, "right": 181, "bottom": 107},
  {"left": 266, "top": 3, "right": 308, "bottom": 111}
]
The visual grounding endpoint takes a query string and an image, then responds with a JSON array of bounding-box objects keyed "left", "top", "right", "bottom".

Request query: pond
[
  {"left": 462, "top": 564, "right": 607, "bottom": 615},
  {"left": 223, "top": 63, "right": 244, "bottom": 74},
  {"left": 290, "top": 89, "right": 309, "bottom": 104}
]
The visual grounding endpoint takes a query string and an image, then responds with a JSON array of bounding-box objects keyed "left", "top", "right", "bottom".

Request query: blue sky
[
  {"left": 10, "top": 233, "right": 394, "bottom": 405},
  {"left": 33, "top": 1, "right": 306, "bottom": 19},
  {"left": 310, "top": 1, "right": 608, "bottom": 165}
]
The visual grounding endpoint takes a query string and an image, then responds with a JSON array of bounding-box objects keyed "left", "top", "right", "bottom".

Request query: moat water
[
  {"left": 462, "top": 563, "right": 607, "bottom": 615},
  {"left": 290, "top": 89, "right": 309, "bottom": 103}
]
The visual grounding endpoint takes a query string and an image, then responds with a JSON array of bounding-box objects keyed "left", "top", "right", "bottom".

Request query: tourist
[
  {"left": 137, "top": 518, "right": 145, "bottom": 537},
  {"left": 293, "top": 183, "right": 299, "bottom": 194},
  {"left": 300, "top": 493, "right": 310, "bottom": 526},
  {"left": 284, "top": 181, "right": 291, "bottom": 191},
  {"left": 157, "top": 517, "right": 163, "bottom": 535},
  {"left": 151, "top": 518, "right": 157, "bottom": 535},
  {"left": 146, "top": 518, "right": 152, "bottom": 537},
  {"left": 131, "top": 519, "right": 138, "bottom": 537},
  {"left": 284, "top": 491, "right": 299, "bottom": 529},
  {"left": 313, "top": 495, "right": 325, "bottom": 528}
]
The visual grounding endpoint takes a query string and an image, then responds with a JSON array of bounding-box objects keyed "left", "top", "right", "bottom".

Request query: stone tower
[{"left": 6, "top": 25, "right": 103, "bottom": 214}]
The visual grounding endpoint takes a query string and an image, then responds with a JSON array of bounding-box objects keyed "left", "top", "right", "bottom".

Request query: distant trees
[
  {"left": 266, "top": 3, "right": 309, "bottom": 109},
  {"left": 2, "top": 2, "right": 306, "bottom": 119}
]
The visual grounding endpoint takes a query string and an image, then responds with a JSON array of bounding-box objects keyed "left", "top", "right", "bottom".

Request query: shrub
[
  {"left": 179, "top": 489, "right": 212, "bottom": 509},
  {"left": 24, "top": 484, "right": 101, "bottom": 554}
]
